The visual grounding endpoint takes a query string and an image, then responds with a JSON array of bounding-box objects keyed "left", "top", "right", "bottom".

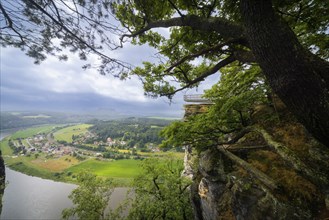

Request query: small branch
[
  {"left": 179, "top": 184, "right": 191, "bottom": 194},
  {"left": 120, "top": 17, "right": 182, "bottom": 41},
  {"left": 207, "top": 0, "right": 217, "bottom": 17},
  {"left": 0, "top": 3, "right": 12, "bottom": 28},
  {"left": 0, "top": 3, "right": 26, "bottom": 43},
  {"left": 49, "top": 0, "right": 62, "bottom": 24},
  {"left": 161, "top": 55, "right": 236, "bottom": 97},
  {"left": 167, "top": 0, "right": 184, "bottom": 17},
  {"left": 165, "top": 42, "right": 228, "bottom": 73},
  {"left": 152, "top": 176, "right": 164, "bottom": 200},
  {"left": 157, "top": 32, "right": 186, "bottom": 54}
]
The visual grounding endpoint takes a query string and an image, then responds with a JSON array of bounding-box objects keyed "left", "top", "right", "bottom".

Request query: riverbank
[{"left": 1, "top": 166, "right": 129, "bottom": 219}]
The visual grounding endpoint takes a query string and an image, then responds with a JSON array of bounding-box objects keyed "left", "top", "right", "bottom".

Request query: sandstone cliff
[{"left": 183, "top": 103, "right": 329, "bottom": 220}]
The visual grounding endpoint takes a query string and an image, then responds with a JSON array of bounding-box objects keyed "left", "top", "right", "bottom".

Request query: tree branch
[
  {"left": 161, "top": 55, "right": 236, "bottom": 97},
  {"left": 165, "top": 42, "right": 229, "bottom": 73},
  {"left": 49, "top": 0, "right": 62, "bottom": 24},
  {"left": 121, "top": 15, "right": 244, "bottom": 42},
  {"left": 0, "top": 3, "right": 12, "bottom": 28},
  {"left": 0, "top": 3, "right": 26, "bottom": 44}
]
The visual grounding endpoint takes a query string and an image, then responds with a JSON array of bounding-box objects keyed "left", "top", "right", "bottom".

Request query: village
[{"left": 8, "top": 130, "right": 161, "bottom": 160}]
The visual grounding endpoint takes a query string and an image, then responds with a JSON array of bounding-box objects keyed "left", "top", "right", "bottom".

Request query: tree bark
[{"left": 240, "top": 0, "right": 329, "bottom": 147}]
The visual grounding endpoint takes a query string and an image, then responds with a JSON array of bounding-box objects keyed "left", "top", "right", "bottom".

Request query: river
[{"left": 0, "top": 130, "right": 128, "bottom": 220}]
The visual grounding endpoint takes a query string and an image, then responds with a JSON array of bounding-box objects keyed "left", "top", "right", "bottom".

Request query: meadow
[
  {"left": 10, "top": 125, "right": 59, "bottom": 139},
  {"left": 65, "top": 159, "right": 143, "bottom": 185}
]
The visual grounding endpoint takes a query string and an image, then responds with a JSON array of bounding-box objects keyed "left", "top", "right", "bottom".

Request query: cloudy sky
[{"left": 0, "top": 35, "right": 218, "bottom": 118}]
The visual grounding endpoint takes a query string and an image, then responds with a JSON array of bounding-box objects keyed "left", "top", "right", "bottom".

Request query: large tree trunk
[{"left": 240, "top": 0, "right": 329, "bottom": 147}]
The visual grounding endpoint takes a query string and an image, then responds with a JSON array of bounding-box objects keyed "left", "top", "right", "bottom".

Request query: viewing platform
[
  {"left": 183, "top": 94, "right": 213, "bottom": 118},
  {"left": 183, "top": 94, "right": 212, "bottom": 104}
]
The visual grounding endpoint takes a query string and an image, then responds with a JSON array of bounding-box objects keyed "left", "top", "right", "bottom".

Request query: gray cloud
[
  {"left": 0, "top": 47, "right": 185, "bottom": 117},
  {"left": 1, "top": 40, "right": 219, "bottom": 118}
]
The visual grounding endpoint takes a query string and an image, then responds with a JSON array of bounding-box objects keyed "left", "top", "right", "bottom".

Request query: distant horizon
[
  {"left": 0, "top": 108, "right": 184, "bottom": 119},
  {"left": 1, "top": 47, "right": 216, "bottom": 120}
]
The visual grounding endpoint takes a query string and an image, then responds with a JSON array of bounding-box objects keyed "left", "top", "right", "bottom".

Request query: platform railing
[{"left": 183, "top": 94, "right": 212, "bottom": 103}]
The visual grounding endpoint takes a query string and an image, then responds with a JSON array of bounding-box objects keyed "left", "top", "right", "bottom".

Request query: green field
[
  {"left": 139, "top": 151, "right": 185, "bottom": 159},
  {"left": 67, "top": 159, "right": 142, "bottom": 178},
  {"left": 54, "top": 124, "right": 92, "bottom": 143},
  {"left": 0, "top": 138, "right": 13, "bottom": 155},
  {"left": 10, "top": 125, "right": 58, "bottom": 139}
]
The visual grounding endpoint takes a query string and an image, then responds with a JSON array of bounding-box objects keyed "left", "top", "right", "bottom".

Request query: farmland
[
  {"left": 0, "top": 121, "right": 184, "bottom": 186},
  {"left": 10, "top": 125, "right": 58, "bottom": 139}
]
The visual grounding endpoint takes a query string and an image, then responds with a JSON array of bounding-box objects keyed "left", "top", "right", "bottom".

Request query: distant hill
[
  {"left": 0, "top": 111, "right": 180, "bottom": 130},
  {"left": 0, "top": 111, "right": 125, "bottom": 130}
]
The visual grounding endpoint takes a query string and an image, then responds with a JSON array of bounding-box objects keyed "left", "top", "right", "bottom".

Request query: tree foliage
[
  {"left": 62, "top": 158, "right": 192, "bottom": 220},
  {"left": 62, "top": 172, "right": 114, "bottom": 220},
  {"left": 124, "top": 157, "right": 193, "bottom": 220},
  {"left": 160, "top": 63, "right": 270, "bottom": 151},
  {"left": 111, "top": 0, "right": 328, "bottom": 95},
  {"left": 1, "top": 0, "right": 328, "bottom": 145}
]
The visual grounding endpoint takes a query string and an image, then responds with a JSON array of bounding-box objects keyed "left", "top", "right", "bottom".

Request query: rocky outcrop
[
  {"left": 0, "top": 150, "right": 5, "bottom": 216},
  {"left": 187, "top": 149, "right": 328, "bottom": 220},
  {"left": 183, "top": 104, "right": 329, "bottom": 219}
]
